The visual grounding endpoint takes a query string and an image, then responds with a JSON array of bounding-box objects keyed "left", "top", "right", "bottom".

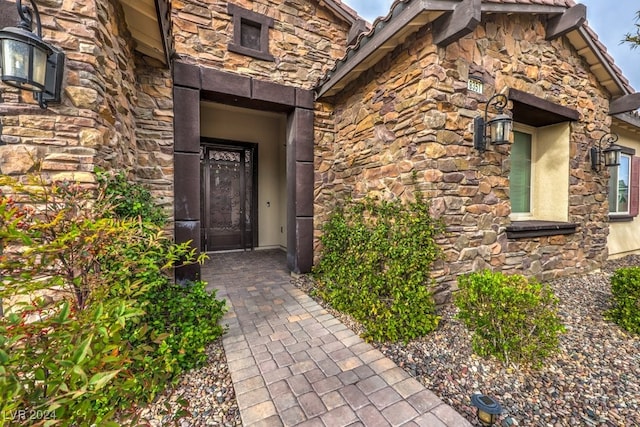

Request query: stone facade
[
  {"left": 0, "top": 0, "right": 353, "bottom": 274},
  {"left": 0, "top": 0, "right": 176, "bottom": 219},
  {"left": 315, "top": 14, "right": 615, "bottom": 302},
  {"left": 172, "top": 0, "right": 352, "bottom": 89}
]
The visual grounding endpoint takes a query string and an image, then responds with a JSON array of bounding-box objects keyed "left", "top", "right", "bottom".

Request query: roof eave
[
  {"left": 120, "top": 0, "right": 173, "bottom": 67},
  {"left": 613, "top": 112, "right": 640, "bottom": 131},
  {"left": 316, "top": 0, "right": 634, "bottom": 105},
  {"left": 317, "top": 0, "right": 455, "bottom": 99},
  {"left": 566, "top": 26, "right": 632, "bottom": 99},
  {"left": 320, "top": 0, "right": 361, "bottom": 25}
]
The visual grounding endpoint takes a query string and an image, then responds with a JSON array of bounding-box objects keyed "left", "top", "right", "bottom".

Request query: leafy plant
[
  {"left": 96, "top": 169, "right": 166, "bottom": 226},
  {"left": 624, "top": 10, "right": 640, "bottom": 48},
  {"left": 313, "top": 195, "right": 443, "bottom": 342},
  {"left": 142, "top": 280, "right": 226, "bottom": 372},
  {"left": 606, "top": 267, "right": 640, "bottom": 334},
  {"left": 454, "top": 270, "right": 565, "bottom": 366},
  {"left": 0, "top": 171, "right": 224, "bottom": 425}
]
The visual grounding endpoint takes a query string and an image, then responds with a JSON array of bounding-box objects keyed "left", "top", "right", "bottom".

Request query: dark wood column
[
  {"left": 173, "top": 82, "right": 202, "bottom": 283},
  {"left": 287, "top": 105, "right": 314, "bottom": 273}
]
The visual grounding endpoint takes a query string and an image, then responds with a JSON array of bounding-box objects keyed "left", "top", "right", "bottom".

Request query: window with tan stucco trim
[{"left": 509, "top": 122, "right": 570, "bottom": 222}]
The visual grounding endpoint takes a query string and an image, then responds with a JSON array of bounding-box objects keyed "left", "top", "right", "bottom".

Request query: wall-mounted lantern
[
  {"left": 0, "top": 0, "right": 65, "bottom": 108},
  {"left": 474, "top": 93, "right": 512, "bottom": 152},
  {"left": 590, "top": 132, "right": 622, "bottom": 171},
  {"left": 470, "top": 393, "right": 503, "bottom": 426}
]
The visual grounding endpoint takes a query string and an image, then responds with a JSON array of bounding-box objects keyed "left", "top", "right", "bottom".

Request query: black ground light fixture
[
  {"left": 470, "top": 393, "right": 503, "bottom": 426},
  {"left": 474, "top": 93, "right": 512, "bottom": 152},
  {"left": 0, "top": 0, "right": 65, "bottom": 108},
  {"left": 591, "top": 132, "right": 622, "bottom": 171}
]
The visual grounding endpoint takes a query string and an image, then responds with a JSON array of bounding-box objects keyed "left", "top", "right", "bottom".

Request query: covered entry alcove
[{"left": 173, "top": 62, "right": 314, "bottom": 281}]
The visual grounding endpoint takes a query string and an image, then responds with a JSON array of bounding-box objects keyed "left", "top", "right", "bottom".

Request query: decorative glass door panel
[{"left": 200, "top": 144, "right": 256, "bottom": 251}]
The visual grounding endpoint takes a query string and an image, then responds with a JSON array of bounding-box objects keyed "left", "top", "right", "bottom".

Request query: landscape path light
[{"left": 470, "top": 393, "right": 503, "bottom": 426}]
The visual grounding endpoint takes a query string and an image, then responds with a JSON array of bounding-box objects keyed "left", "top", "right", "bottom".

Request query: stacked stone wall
[
  {"left": 0, "top": 0, "right": 138, "bottom": 182},
  {"left": 132, "top": 58, "right": 174, "bottom": 211},
  {"left": 172, "top": 0, "right": 352, "bottom": 88},
  {"left": 0, "top": 0, "right": 174, "bottom": 213},
  {"left": 315, "top": 14, "right": 613, "bottom": 302}
]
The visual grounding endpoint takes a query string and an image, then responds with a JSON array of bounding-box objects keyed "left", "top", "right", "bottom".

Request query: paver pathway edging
[{"left": 205, "top": 249, "right": 472, "bottom": 427}]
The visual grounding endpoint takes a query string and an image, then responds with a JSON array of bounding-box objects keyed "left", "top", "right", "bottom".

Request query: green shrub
[
  {"left": 0, "top": 172, "right": 224, "bottom": 425},
  {"left": 141, "top": 280, "right": 226, "bottom": 372},
  {"left": 454, "top": 270, "right": 565, "bottom": 366},
  {"left": 313, "top": 195, "right": 443, "bottom": 342},
  {"left": 606, "top": 267, "right": 640, "bottom": 334},
  {"left": 96, "top": 169, "right": 166, "bottom": 227}
]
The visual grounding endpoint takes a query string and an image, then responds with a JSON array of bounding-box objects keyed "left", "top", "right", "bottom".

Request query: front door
[{"left": 200, "top": 142, "right": 257, "bottom": 251}]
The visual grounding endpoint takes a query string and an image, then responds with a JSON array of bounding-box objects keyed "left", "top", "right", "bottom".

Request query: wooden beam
[
  {"left": 577, "top": 46, "right": 591, "bottom": 56},
  {"left": 155, "top": 0, "right": 174, "bottom": 66},
  {"left": 610, "top": 93, "right": 640, "bottom": 115},
  {"left": 545, "top": 4, "right": 586, "bottom": 40},
  {"left": 481, "top": 4, "right": 565, "bottom": 15},
  {"left": 433, "top": 0, "right": 481, "bottom": 47},
  {"left": 509, "top": 88, "right": 580, "bottom": 121},
  {"left": 348, "top": 19, "right": 368, "bottom": 46}
]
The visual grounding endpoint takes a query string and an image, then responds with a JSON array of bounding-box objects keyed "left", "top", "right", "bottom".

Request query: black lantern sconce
[
  {"left": 0, "top": 0, "right": 65, "bottom": 108},
  {"left": 590, "top": 132, "right": 622, "bottom": 171},
  {"left": 474, "top": 93, "right": 513, "bottom": 152},
  {"left": 470, "top": 393, "right": 503, "bottom": 426}
]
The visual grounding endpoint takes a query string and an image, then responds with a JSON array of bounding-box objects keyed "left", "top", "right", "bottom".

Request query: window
[
  {"left": 505, "top": 90, "right": 577, "bottom": 238},
  {"left": 510, "top": 130, "right": 532, "bottom": 216},
  {"left": 609, "top": 153, "right": 631, "bottom": 214},
  {"left": 240, "top": 19, "right": 261, "bottom": 51},
  {"left": 227, "top": 4, "right": 274, "bottom": 62},
  {"left": 506, "top": 122, "right": 572, "bottom": 230},
  {"left": 608, "top": 145, "right": 639, "bottom": 221}
]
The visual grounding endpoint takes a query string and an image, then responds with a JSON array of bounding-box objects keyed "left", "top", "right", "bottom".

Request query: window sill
[
  {"left": 609, "top": 214, "right": 634, "bottom": 223},
  {"left": 228, "top": 43, "right": 274, "bottom": 62},
  {"left": 506, "top": 220, "right": 578, "bottom": 239}
]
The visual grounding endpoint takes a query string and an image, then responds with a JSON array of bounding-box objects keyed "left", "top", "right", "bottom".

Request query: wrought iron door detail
[{"left": 200, "top": 144, "right": 256, "bottom": 251}]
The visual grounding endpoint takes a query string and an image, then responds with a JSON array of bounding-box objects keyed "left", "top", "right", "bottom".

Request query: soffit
[
  {"left": 119, "top": 0, "right": 172, "bottom": 66},
  {"left": 316, "top": 0, "right": 634, "bottom": 101},
  {"left": 613, "top": 112, "right": 640, "bottom": 136},
  {"left": 565, "top": 26, "right": 633, "bottom": 98},
  {"left": 510, "top": 88, "right": 580, "bottom": 127}
]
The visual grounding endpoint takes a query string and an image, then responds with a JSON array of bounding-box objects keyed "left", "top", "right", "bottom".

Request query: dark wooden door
[{"left": 200, "top": 143, "right": 256, "bottom": 251}]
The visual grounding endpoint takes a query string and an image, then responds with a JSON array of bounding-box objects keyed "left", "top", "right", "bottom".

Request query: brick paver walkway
[{"left": 204, "top": 249, "right": 472, "bottom": 427}]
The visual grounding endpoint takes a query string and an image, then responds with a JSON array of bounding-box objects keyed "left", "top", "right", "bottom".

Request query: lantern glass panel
[
  {"left": 0, "top": 38, "right": 47, "bottom": 91},
  {"left": 478, "top": 410, "right": 495, "bottom": 426},
  {"left": 490, "top": 115, "right": 512, "bottom": 145},
  {"left": 604, "top": 148, "right": 620, "bottom": 167}
]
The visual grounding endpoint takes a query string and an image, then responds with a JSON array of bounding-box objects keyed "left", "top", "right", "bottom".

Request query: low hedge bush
[
  {"left": 454, "top": 270, "right": 565, "bottom": 367},
  {"left": 606, "top": 267, "right": 640, "bottom": 334},
  {"left": 313, "top": 195, "right": 443, "bottom": 342}
]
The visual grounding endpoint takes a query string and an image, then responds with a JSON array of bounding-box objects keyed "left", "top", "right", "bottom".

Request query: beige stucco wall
[
  {"left": 533, "top": 123, "right": 571, "bottom": 222},
  {"left": 200, "top": 102, "right": 287, "bottom": 249},
  {"left": 608, "top": 124, "right": 640, "bottom": 258}
]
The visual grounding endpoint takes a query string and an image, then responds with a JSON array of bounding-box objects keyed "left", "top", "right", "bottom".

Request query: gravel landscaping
[
  {"left": 131, "top": 255, "right": 639, "bottom": 427},
  {"left": 132, "top": 339, "right": 241, "bottom": 426},
  {"left": 295, "top": 255, "right": 640, "bottom": 426}
]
